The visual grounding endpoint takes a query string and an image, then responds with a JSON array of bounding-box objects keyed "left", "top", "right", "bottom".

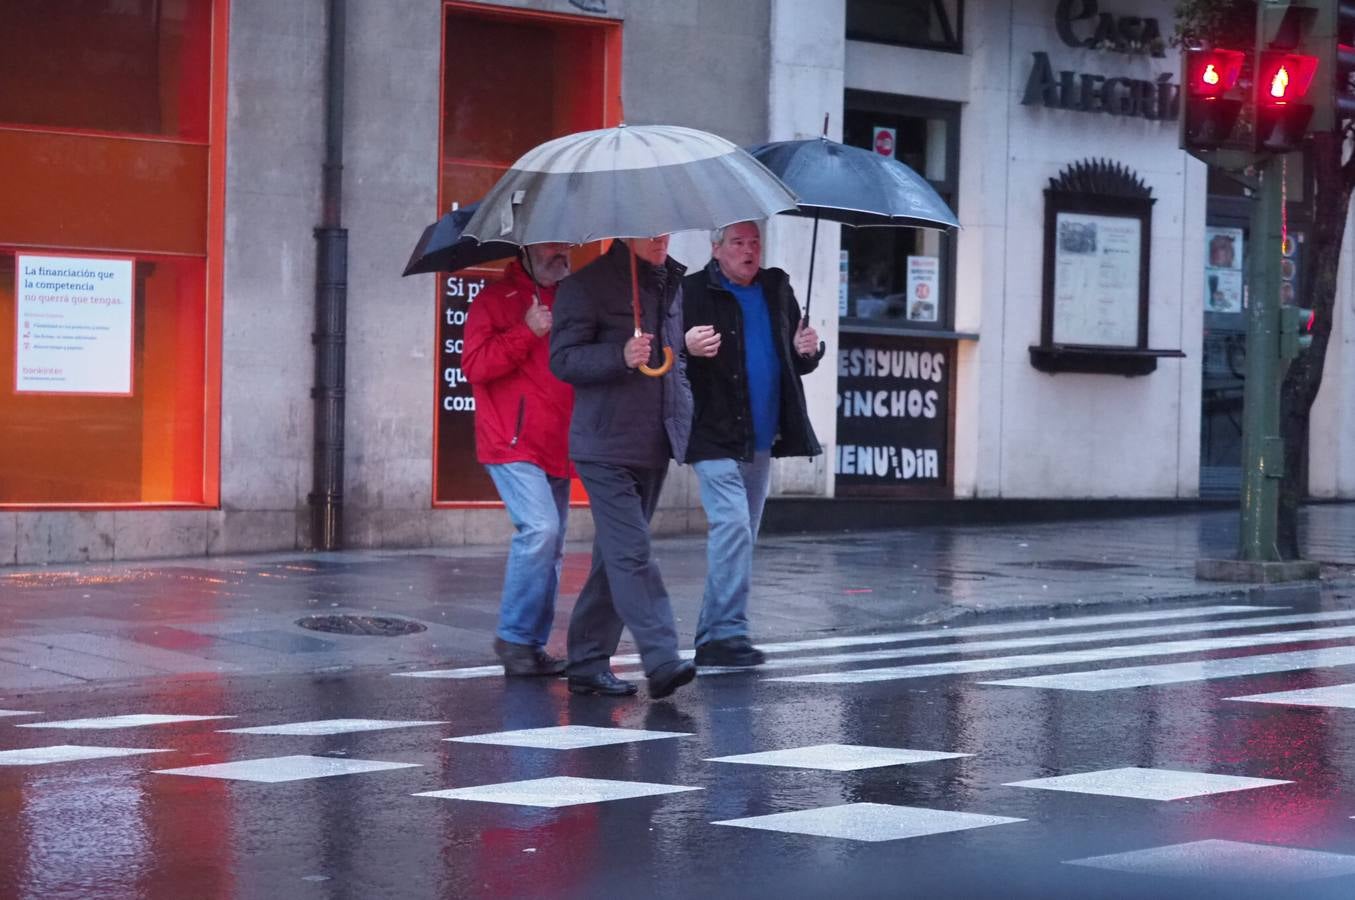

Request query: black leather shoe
[
  {"left": 494, "top": 638, "right": 567, "bottom": 677},
  {"left": 567, "top": 670, "right": 638, "bottom": 696},
  {"left": 647, "top": 660, "right": 696, "bottom": 699},
  {"left": 694, "top": 637, "right": 766, "bottom": 668}
]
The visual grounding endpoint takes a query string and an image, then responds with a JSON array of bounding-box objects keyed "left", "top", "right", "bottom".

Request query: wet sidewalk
[{"left": 0, "top": 504, "right": 1352, "bottom": 695}]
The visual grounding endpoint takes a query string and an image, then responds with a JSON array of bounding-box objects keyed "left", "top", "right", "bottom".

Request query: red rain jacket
[{"left": 462, "top": 261, "right": 574, "bottom": 478}]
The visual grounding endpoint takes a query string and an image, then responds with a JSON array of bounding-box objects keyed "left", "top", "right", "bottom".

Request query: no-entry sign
[{"left": 872, "top": 126, "right": 896, "bottom": 159}]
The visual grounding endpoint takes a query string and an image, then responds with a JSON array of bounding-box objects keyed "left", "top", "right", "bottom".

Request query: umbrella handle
[
  {"left": 639, "top": 347, "right": 674, "bottom": 377},
  {"left": 634, "top": 327, "right": 673, "bottom": 377},
  {"left": 802, "top": 213, "right": 825, "bottom": 357},
  {"left": 628, "top": 243, "right": 672, "bottom": 376}
]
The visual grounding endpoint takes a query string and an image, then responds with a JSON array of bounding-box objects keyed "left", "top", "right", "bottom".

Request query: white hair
[{"left": 710, "top": 220, "right": 763, "bottom": 245}]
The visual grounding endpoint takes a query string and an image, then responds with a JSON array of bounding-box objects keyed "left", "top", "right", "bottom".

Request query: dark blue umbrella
[
  {"left": 746, "top": 137, "right": 959, "bottom": 230},
  {"left": 746, "top": 133, "right": 960, "bottom": 346},
  {"left": 401, "top": 201, "right": 519, "bottom": 276}
]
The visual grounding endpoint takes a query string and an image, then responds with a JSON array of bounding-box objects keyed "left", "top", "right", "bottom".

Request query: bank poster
[
  {"left": 1204, "top": 226, "right": 1244, "bottom": 313},
  {"left": 15, "top": 254, "right": 134, "bottom": 395},
  {"left": 1052, "top": 212, "right": 1141, "bottom": 347}
]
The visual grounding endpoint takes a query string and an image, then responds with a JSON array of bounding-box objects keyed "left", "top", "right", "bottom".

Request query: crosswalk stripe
[
  {"left": 980, "top": 646, "right": 1355, "bottom": 692},
  {"left": 706, "top": 609, "right": 1355, "bottom": 675},
  {"left": 393, "top": 604, "right": 1275, "bottom": 680},
  {"left": 767, "top": 622, "right": 1355, "bottom": 685},
  {"left": 747, "top": 605, "right": 1274, "bottom": 654}
]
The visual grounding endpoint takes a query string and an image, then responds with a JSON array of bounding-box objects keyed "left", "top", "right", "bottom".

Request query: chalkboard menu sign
[
  {"left": 835, "top": 332, "right": 953, "bottom": 496},
  {"left": 434, "top": 270, "right": 499, "bottom": 503}
]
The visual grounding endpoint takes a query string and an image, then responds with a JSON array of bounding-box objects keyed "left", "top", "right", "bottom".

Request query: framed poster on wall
[
  {"left": 1030, "top": 159, "right": 1183, "bottom": 376},
  {"left": 1050, "top": 212, "right": 1141, "bottom": 346}
]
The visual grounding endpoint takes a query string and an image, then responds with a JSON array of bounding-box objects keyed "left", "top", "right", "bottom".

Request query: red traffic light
[
  {"left": 1186, "top": 48, "right": 1245, "bottom": 97},
  {"left": 1256, "top": 52, "right": 1319, "bottom": 104}
]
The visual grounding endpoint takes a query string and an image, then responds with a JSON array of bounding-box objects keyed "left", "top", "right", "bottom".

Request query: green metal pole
[{"left": 1238, "top": 155, "right": 1284, "bottom": 562}]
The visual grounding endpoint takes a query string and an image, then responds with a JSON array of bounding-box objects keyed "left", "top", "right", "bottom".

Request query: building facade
[{"left": 1, "top": 0, "right": 1352, "bottom": 566}]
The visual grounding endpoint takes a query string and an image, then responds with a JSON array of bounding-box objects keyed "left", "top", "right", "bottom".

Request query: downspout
[{"left": 309, "top": 0, "right": 348, "bottom": 550}]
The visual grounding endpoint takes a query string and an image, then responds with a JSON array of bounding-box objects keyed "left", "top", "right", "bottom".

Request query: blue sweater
[{"left": 721, "top": 273, "right": 780, "bottom": 452}]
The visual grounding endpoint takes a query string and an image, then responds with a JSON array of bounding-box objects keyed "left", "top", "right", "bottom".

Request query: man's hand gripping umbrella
[{"left": 627, "top": 243, "right": 673, "bottom": 377}]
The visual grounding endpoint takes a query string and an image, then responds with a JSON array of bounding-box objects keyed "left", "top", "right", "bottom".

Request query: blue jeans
[
  {"left": 486, "top": 462, "right": 570, "bottom": 647},
  {"left": 692, "top": 453, "right": 771, "bottom": 647}
]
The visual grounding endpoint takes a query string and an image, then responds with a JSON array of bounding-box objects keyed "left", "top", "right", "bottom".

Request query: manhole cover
[{"left": 295, "top": 615, "right": 427, "bottom": 636}]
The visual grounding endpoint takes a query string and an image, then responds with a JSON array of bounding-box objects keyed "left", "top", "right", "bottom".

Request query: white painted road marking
[
  {"left": 416, "top": 776, "right": 700, "bottom": 808},
  {"left": 393, "top": 604, "right": 1277, "bottom": 680},
  {"left": 0, "top": 745, "right": 171, "bottom": 766},
  {"left": 982, "top": 646, "right": 1355, "bottom": 691},
  {"left": 20, "top": 714, "right": 233, "bottom": 730},
  {"left": 1005, "top": 767, "right": 1290, "bottom": 801},
  {"left": 718, "top": 609, "right": 1355, "bottom": 675},
  {"left": 770, "top": 623, "right": 1355, "bottom": 685},
  {"left": 155, "top": 755, "right": 420, "bottom": 783}
]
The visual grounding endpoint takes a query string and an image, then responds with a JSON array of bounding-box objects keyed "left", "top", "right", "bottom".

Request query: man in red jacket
[{"left": 462, "top": 243, "right": 574, "bottom": 677}]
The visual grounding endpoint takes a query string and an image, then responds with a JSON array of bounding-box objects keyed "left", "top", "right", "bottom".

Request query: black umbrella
[
  {"left": 401, "top": 201, "right": 519, "bottom": 276},
  {"left": 746, "top": 138, "right": 960, "bottom": 230},
  {"left": 747, "top": 125, "right": 960, "bottom": 349}
]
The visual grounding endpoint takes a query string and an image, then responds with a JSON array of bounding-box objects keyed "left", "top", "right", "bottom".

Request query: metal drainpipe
[{"left": 309, "top": 0, "right": 348, "bottom": 550}]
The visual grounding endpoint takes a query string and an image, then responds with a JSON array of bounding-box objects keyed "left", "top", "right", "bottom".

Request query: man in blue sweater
[{"left": 682, "top": 221, "right": 823, "bottom": 668}]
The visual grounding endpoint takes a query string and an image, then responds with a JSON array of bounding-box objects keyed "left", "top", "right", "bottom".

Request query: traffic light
[
  {"left": 1330, "top": 2, "right": 1355, "bottom": 125},
  {"left": 1279, "top": 305, "right": 1315, "bottom": 359},
  {"left": 1181, "top": 48, "right": 1246, "bottom": 153},
  {"left": 1253, "top": 50, "right": 1319, "bottom": 151},
  {"left": 1255, "top": 0, "right": 1355, "bottom": 138}
]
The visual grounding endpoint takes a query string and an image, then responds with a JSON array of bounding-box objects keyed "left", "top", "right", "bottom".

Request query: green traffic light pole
[
  {"left": 1199, "top": 153, "right": 1317, "bottom": 582},
  {"left": 1237, "top": 154, "right": 1285, "bottom": 563},
  {"left": 1195, "top": 0, "right": 1325, "bottom": 583}
]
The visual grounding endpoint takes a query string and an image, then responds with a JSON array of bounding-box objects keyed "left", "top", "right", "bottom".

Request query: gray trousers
[{"left": 568, "top": 461, "right": 681, "bottom": 677}]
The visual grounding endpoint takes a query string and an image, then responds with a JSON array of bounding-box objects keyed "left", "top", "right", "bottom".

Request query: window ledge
[
  {"left": 1029, "top": 344, "right": 1185, "bottom": 376},
  {"left": 841, "top": 323, "right": 979, "bottom": 341}
]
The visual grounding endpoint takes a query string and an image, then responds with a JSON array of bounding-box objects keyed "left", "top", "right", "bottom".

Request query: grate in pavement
[
  {"left": 1005, "top": 559, "right": 1139, "bottom": 572},
  {"left": 295, "top": 615, "right": 427, "bottom": 636}
]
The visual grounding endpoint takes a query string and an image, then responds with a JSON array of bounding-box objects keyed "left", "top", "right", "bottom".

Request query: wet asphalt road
[{"left": 5, "top": 594, "right": 1355, "bottom": 899}]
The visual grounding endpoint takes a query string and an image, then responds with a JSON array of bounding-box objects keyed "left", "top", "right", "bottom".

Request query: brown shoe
[{"left": 494, "top": 638, "right": 567, "bottom": 677}]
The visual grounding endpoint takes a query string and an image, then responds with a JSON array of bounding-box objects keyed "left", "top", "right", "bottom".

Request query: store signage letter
[
  {"left": 1055, "top": 0, "right": 1165, "bottom": 57},
  {"left": 1023, "top": 52, "right": 1180, "bottom": 121}
]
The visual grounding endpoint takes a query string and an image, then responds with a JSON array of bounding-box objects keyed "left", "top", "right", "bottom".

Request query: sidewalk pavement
[{"left": 1, "top": 504, "right": 1353, "bottom": 696}]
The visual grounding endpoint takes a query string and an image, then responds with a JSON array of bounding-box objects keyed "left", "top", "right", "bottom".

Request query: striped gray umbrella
[
  {"left": 461, "top": 124, "right": 797, "bottom": 377},
  {"left": 460, "top": 124, "right": 798, "bottom": 245}
]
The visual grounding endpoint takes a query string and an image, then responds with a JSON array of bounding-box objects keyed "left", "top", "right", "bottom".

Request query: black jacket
[
  {"left": 681, "top": 260, "right": 822, "bottom": 463},
  {"left": 549, "top": 241, "right": 692, "bottom": 468}
]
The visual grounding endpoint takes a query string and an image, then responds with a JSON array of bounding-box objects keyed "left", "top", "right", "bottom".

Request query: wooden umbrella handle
[
  {"left": 629, "top": 243, "right": 673, "bottom": 377},
  {"left": 639, "top": 346, "right": 674, "bottom": 377},
  {"left": 633, "top": 327, "right": 673, "bottom": 377}
]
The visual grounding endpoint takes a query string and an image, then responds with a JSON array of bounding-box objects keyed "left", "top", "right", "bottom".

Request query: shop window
[
  {"left": 847, "top": 0, "right": 963, "bottom": 53},
  {"left": 0, "top": 0, "right": 224, "bottom": 507},
  {"left": 840, "top": 92, "right": 959, "bottom": 334},
  {"left": 435, "top": 3, "right": 620, "bottom": 505}
]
